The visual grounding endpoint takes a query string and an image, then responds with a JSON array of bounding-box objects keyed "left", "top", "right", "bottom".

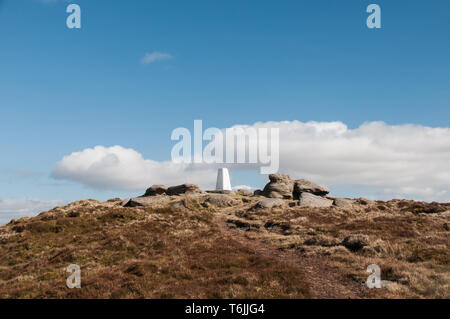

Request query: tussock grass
[{"left": 0, "top": 198, "right": 310, "bottom": 298}]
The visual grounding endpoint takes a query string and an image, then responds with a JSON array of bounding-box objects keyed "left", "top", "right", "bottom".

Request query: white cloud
[
  {"left": 51, "top": 121, "right": 450, "bottom": 202},
  {"left": 0, "top": 198, "right": 66, "bottom": 225},
  {"left": 140, "top": 52, "right": 173, "bottom": 65},
  {"left": 230, "top": 120, "right": 450, "bottom": 201},
  {"left": 51, "top": 146, "right": 217, "bottom": 191}
]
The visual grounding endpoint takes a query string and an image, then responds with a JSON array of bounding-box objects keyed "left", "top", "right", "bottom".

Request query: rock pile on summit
[
  {"left": 262, "top": 174, "right": 294, "bottom": 199},
  {"left": 258, "top": 174, "right": 333, "bottom": 207},
  {"left": 165, "top": 184, "right": 202, "bottom": 196},
  {"left": 293, "top": 179, "right": 330, "bottom": 198},
  {"left": 297, "top": 192, "right": 333, "bottom": 207},
  {"left": 143, "top": 183, "right": 203, "bottom": 197},
  {"left": 122, "top": 183, "right": 203, "bottom": 207},
  {"left": 124, "top": 174, "right": 351, "bottom": 209},
  {"left": 144, "top": 185, "right": 167, "bottom": 196}
]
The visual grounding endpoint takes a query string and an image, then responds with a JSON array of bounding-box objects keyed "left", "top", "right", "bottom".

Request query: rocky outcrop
[
  {"left": 260, "top": 174, "right": 336, "bottom": 208},
  {"left": 333, "top": 198, "right": 353, "bottom": 208},
  {"left": 124, "top": 184, "right": 204, "bottom": 207},
  {"left": 144, "top": 185, "right": 168, "bottom": 196},
  {"left": 261, "top": 174, "right": 331, "bottom": 201},
  {"left": 255, "top": 198, "right": 285, "bottom": 209},
  {"left": 142, "top": 183, "right": 202, "bottom": 197},
  {"left": 206, "top": 194, "right": 240, "bottom": 207},
  {"left": 122, "top": 196, "right": 170, "bottom": 207},
  {"left": 262, "top": 174, "right": 294, "bottom": 199},
  {"left": 206, "top": 190, "right": 234, "bottom": 194},
  {"left": 253, "top": 189, "right": 263, "bottom": 196},
  {"left": 166, "top": 184, "right": 202, "bottom": 196},
  {"left": 138, "top": 175, "right": 335, "bottom": 209},
  {"left": 236, "top": 189, "right": 253, "bottom": 197},
  {"left": 293, "top": 180, "right": 329, "bottom": 198},
  {"left": 298, "top": 193, "right": 333, "bottom": 207}
]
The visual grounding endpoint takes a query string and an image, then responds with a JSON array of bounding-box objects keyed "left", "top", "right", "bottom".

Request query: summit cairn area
[{"left": 125, "top": 174, "right": 346, "bottom": 209}]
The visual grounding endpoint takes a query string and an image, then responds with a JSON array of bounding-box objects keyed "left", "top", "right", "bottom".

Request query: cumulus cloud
[
  {"left": 52, "top": 146, "right": 217, "bottom": 190},
  {"left": 230, "top": 120, "right": 450, "bottom": 201},
  {"left": 0, "top": 199, "right": 65, "bottom": 225},
  {"left": 51, "top": 121, "right": 450, "bottom": 202},
  {"left": 141, "top": 52, "right": 173, "bottom": 65}
]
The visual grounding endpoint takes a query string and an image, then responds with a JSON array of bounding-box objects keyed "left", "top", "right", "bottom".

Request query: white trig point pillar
[{"left": 216, "top": 168, "right": 232, "bottom": 191}]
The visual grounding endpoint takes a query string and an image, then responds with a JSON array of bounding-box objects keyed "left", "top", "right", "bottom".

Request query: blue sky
[{"left": 0, "top": 0, "right": 449, "bottom": 223}]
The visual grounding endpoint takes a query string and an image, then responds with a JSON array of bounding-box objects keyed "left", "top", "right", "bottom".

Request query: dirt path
[{"left": 213, "top": 214, "right": 368, "bottom": 299}]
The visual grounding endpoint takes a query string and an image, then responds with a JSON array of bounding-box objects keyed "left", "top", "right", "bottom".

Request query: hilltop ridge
[{"left": 0, "top": 175, "right": 449, "bottom": 299}]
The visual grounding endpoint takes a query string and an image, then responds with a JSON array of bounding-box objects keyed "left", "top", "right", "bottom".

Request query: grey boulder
[
  {"left": 253, "top": 189, "right": 263, "bottom": 196},
  {"left": 333, "top": 198, "right": 353, "bottom": 208},
  {"left": 255, "top": 198, "right": 285, "bottom": 209},
  {"left": 122, "top": 196, "right": 170, "bottom": 207},
  {"left": 166, "top": 184, "right": 202, "bottom": 196},
  {"left": 293, "top": 179, "right": 330, "bottom": 198},
  {"left": 236, "top": 189, "right": 253, "bottom": 197},
  {"left": 262, "top": 174, "right": 294, "bottom": 199},
  {"left": 144, "top": 185, "right": 168, "bottom": 196},
  {"left": 206, "top": 194, "right": 240, "bottom": 207},
  {"left": 298, "top": 193, "right": 333, "bottom": 207}
]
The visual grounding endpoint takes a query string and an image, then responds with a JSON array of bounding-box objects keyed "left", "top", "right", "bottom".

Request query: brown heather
[{"left": 0, "top": 195, "right": 448, "bottom": 299}]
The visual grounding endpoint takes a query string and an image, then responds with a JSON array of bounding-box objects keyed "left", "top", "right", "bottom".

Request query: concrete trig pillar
[{"left": 216, "top": 168, "right": 232, "bottom": 191}]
